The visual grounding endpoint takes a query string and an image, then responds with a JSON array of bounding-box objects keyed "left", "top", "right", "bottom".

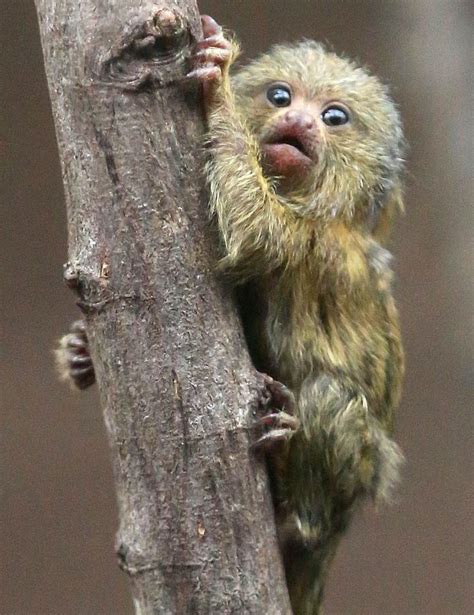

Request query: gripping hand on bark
[{"left": 55, "top": 320, "right": 95, "bottom": 390}]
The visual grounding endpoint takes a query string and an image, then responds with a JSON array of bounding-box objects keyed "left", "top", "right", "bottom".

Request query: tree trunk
[{"left": 34, "top": 1, "right": 291, "bottom": 612}]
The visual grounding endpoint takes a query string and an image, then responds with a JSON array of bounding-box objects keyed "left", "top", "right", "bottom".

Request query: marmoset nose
[{"left": 283, "top": 110, "right": 315, "bottom": 130}]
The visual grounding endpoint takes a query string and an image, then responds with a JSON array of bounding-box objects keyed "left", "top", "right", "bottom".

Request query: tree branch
[{"left": 35, "top": 1, "right": 291, "bottom": 612}]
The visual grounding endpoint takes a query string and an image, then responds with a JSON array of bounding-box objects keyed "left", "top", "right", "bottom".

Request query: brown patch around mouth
[
  {"left": 265, "top": 135, "right": 310, "bottom": 159},
  {"left": 261, "top": 142, "right": 312, "bottom": 175}
]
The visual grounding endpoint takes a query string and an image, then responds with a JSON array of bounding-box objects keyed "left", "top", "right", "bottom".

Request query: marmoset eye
[
  {"left": 267, "top": 84, "right": 292, "bottom": 107},
  {"left": 321, "top": 105, "right": 350, "bottom": 127}
]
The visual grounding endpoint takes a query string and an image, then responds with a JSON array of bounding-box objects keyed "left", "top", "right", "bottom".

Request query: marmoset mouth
[
  {"left": 261, "top": 130, "right": 315, "bottom": 176},
  {"left": 264, "top": 135, "right": 311, "bottom": 159}
]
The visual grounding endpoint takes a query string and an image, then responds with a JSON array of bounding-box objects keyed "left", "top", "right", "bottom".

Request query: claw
[
  {"left": 195, "top": 34, "right": 232, "bottom": 51},
  {"left": 201, "top": 15, "right": 222, "bottom": 38},
  {"left": 66, "top": 335, "right": 87, "bottom": 349},
  {"left": 258, "top": 411, "right": 300, "bottom": 431},
  {"left": 69, "top": 355, "right": 92, "bottom": 368},
  {"left": 70, "top": 367, "right": 96, "bottom": 390},
  {"left": 193, "top": 48, "right": 232, "bottom": 65},
  {"left": 252, "top": 428, "right": 295, "bottom": 452},
  {"left": 186, "top": 66, "right": 222, "bottom": 82},
  {"left": 259, "top": 373, "right": 296, "bottom": 415}
]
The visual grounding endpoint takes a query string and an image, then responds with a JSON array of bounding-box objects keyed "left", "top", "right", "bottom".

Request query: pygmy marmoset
[{"left": 57, "top": 15, "right": 405, "bottom": 614}]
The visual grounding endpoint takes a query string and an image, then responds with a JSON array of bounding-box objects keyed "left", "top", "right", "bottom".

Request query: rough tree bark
[{"left": 35, "top": 1, "right": 291, "bottom": 613}]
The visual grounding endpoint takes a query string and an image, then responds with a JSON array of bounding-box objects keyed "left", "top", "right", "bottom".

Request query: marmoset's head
[{"left": 233, "top": 42, "right": 405, "bottom": 223}]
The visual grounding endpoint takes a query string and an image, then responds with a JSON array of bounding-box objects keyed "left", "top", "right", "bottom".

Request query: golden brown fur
[{"left": 204, "top": 33, "right": 405, "bottom": 614}]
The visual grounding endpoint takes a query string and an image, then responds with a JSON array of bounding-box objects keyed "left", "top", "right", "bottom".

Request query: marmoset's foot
[{"left": 254, "top": 373, "right": 299, "bottom": 450}]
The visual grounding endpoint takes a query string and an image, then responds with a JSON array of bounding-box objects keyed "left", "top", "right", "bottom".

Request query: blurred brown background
[{"left": 1, "top": 1, "right": 472, "bottom": 613}]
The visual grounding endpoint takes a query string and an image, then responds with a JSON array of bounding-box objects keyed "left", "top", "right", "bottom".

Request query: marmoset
[{"left": 57, "top": 16, "right": 405, "bottom": 614}]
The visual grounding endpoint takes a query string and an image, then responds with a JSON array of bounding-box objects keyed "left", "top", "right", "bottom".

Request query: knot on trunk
[
  {"left": 63, "top": 262, "right": 154, "bottom": 314},
  {"left": 99, "top": 8, "right": 193, "bottom": 91}
]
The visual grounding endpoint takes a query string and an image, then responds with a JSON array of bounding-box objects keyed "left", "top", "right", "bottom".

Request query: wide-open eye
[
  {"left": 266, "top": 84, "right": 292, "bottom": 107},
  {"left": 321, "top": 105, "right": 350, "bottom": 127}
]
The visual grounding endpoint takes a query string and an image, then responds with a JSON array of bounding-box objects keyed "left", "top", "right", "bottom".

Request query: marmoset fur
[{"left": 57, "top": 16, "right": 405, "bottom": 614}]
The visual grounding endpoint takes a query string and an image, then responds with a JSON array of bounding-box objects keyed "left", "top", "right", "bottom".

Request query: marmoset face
[{"left": 233, "top": 42, "right": 404, "bottom": 210}]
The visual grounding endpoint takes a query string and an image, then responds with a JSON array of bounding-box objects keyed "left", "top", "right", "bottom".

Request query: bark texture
[{"left": 35, "top": 1, "right": 291, "bottom": 612}]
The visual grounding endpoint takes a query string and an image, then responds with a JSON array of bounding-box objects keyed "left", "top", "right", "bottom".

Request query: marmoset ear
[{"left": 372, "top": 182, "right": 404, "bottom": 245}]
